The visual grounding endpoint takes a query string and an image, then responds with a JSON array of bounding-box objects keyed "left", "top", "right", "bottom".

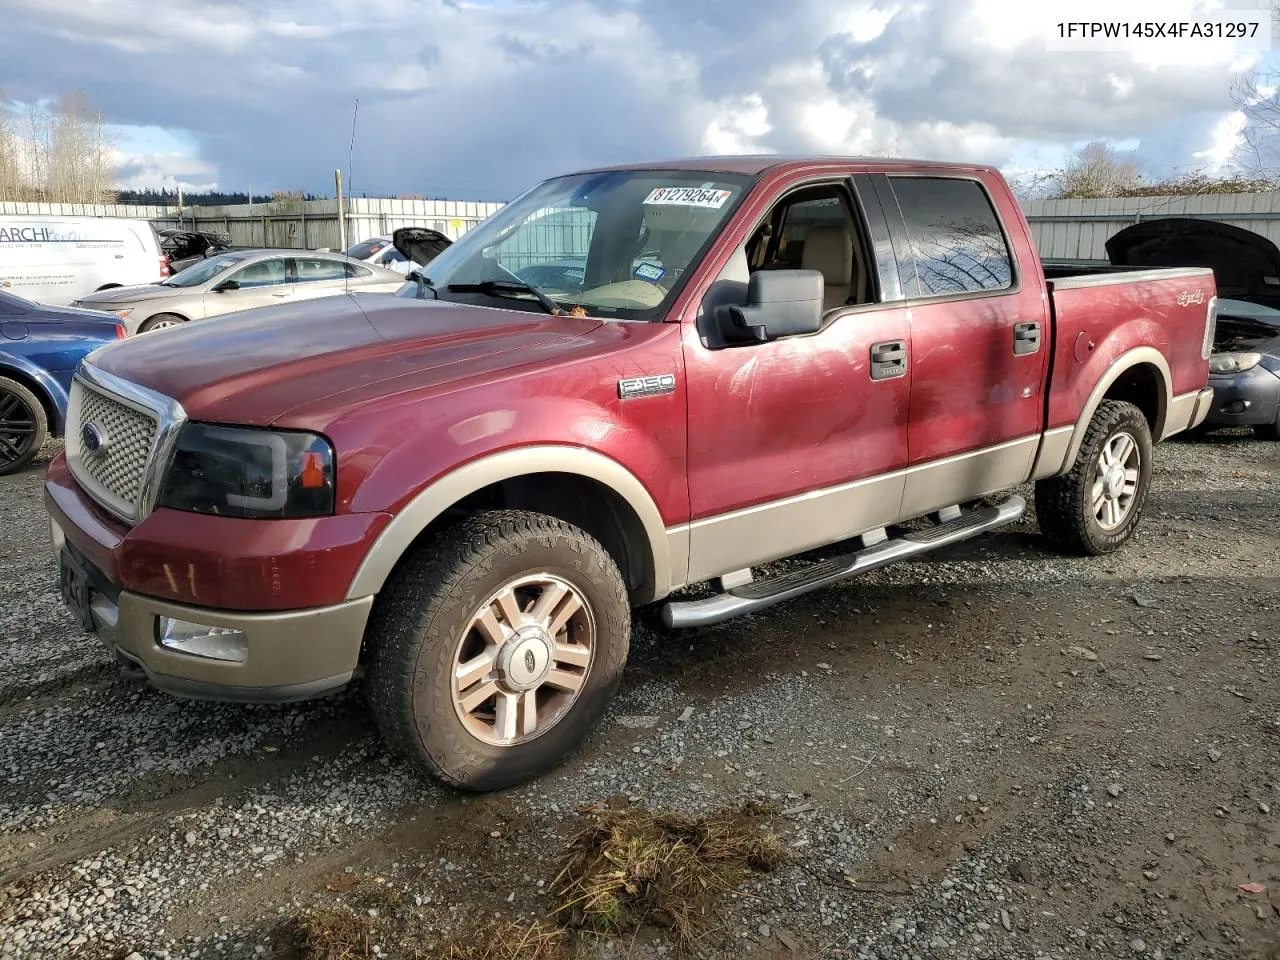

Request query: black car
[{"left": 156, "top": 228, "right": 233, "bottom": 275}]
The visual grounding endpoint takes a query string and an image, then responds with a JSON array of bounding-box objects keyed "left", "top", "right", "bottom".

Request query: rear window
[
  {"left": 889, "top": 177, "right": 1014, "bottom": 297},
  {"left": 346, "top": 239, "right": 389, "bottom": 260}
]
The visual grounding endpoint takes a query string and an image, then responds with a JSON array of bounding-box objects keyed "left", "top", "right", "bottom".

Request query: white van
[{"left": 0, "top": 216, "right": 165, "bottom": 306}]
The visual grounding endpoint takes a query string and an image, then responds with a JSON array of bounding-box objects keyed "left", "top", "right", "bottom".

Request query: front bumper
[
  {"left": 53, "top": 521, "right": 373, "bottom": 702},
  {"left": 1205, "top": 365, "right": 1280, "bottom": 427}
]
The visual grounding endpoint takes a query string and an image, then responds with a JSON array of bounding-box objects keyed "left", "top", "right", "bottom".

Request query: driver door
[
  {"left": 681, "top": 176, "right": 913, "bottom": 582},
  {"left": 204, "top": 256, "right": 291, "bottom": 317}
]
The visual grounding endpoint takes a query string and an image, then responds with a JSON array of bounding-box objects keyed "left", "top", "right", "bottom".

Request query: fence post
[{"left": 335, "top": 169, "right": 347, "bottom": 253}]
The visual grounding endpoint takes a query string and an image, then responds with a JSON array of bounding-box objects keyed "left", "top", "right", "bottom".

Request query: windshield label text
[{"left": 643, "top": 187, "right": 732, "bottom": 209}]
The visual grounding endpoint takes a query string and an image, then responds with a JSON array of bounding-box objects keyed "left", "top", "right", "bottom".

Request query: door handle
[
  {"left": 870, "top": 339, "right": 908, "bottom": 380},
  {"left": 1013, "top": 321, "right": 1041, "bottom": 355}
]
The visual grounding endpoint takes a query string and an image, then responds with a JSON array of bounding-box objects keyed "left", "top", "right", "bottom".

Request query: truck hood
[
  {"left": 1105, "top": 218, "right": 1280, "bottom": 300},
  {"left": 87, "top": 293, "right": 604, "bottom": 426}
]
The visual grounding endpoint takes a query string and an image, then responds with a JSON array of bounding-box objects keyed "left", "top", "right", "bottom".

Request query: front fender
[{"left": 0, "top": 352, "right": 71, "bottom": 433}]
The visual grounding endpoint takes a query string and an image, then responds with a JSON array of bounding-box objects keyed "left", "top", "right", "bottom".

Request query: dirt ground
[{"left": 0, "top": 431, "right": 1276, "bottom": 960}]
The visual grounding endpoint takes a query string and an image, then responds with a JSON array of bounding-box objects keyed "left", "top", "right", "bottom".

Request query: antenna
[
  {"left": 342, "top": 97, "right": 360, "bottom": 297},
  {"left": 347, "top": 97, "right": 359, "bottom": 198}
]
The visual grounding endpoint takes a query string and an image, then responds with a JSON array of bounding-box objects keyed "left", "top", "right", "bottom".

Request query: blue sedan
[{"left": 0, "top": 289, "right": 124, "bottom": 475}]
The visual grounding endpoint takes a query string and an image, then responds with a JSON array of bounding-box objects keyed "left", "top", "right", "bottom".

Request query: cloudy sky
[{"left": 1, "top": 0, "right": 1275, "bottom": 200}]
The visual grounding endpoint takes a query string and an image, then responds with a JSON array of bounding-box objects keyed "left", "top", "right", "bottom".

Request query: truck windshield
[{"left": 401, "top": 170, "right": 752, "bottom": 320}]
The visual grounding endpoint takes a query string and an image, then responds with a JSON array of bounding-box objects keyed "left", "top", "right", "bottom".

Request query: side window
[
  {"left": 294, "top": 257, "right": 348, "bottom": 283},
  {"left": 345, "top": 262, "right": 375, "bottom": 278},
  {"left": 746, "top": 187, "right": 873, "bottom": 309},
  {"left": 378, "top": 249, "right": 407, "bottom": 265},
  {"left": 889, "top": 177, "right": 1014, "bottom": 296},
  {"left": 230, "top": 258, "right": 287, "bottom": 288}
]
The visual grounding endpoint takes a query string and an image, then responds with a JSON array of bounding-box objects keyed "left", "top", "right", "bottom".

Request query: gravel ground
[{"left": 1, "top": 431, "right": 1276, "bottom": 960}]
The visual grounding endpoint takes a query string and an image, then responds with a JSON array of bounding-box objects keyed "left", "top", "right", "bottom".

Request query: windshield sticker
[
  {"left": 643, "top": 187, "right": 732, "bottom": 209},
  {"left": 633, "top": 262, "right": 666, "bottom": 283}
]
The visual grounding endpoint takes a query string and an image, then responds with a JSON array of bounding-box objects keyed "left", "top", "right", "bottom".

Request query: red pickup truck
[{"left": 46, "top": 157, "right": 1216, "bottom": 789}]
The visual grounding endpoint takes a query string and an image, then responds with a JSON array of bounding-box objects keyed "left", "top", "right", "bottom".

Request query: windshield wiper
[
  {"left": 407, "top": 269, "right": 438, "bottom": 300},
  {"left": 446, "top": 280, "right": 560, "bottom": 315}
]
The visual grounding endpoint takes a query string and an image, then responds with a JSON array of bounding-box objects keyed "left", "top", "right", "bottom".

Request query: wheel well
[
  {"left": 94, "top": 283, "right": 122, "bottom": 291},
  {"left": 0, "top": 367, "right": 58, "bottom": 435},
  {"left": 403, "top": 472, "right": 655, "bottom": 602},
  {"left": 1102, "top": 363, "right": 1163, "bottom": 433}
]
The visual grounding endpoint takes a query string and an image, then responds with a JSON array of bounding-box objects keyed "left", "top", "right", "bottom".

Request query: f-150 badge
[
  {"left": 618, "top": 373, "right": 676, "bottom": 399},
  {"left": 1177, "top": 289, "right": 1204, "bottom": 306}
]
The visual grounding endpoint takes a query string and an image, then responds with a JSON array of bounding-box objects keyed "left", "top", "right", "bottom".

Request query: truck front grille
[
  {"left": 73, "top": 384, "right": 158, "bottom": 508},
  {"left": 65, "top": 368, "right": 186, "bottom": 524}
]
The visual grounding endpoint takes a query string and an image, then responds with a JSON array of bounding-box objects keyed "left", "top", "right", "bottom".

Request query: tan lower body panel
[
  {"left": 104, "top": 591, "right": 373, "bottom": 695},
  {"left": 681, "top": 434, "right": 1043, "bottom": 585},
  {"left": 1163, "top": 388, "right": 1215, "bottom": 439},
  {"left": 683, "top": 471, "right": 906, "bottom": 584},
  {"left": 899, "top": 435, "right": 1038, "bottom": 518}
]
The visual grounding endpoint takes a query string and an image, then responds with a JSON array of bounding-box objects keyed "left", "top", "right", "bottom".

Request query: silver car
[{"left": 72, "top": 249, "right": 405, "bottom": 335}]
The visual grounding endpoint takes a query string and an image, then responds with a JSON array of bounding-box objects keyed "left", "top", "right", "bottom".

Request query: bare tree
[
  {"left": 1049, "top": 141, "right": 1142, "bottom": 199},
  {"left": 0, "top": 91, "right": 118, "bottom": 203}
]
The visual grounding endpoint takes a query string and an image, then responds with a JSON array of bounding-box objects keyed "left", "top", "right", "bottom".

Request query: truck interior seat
[{"left": 802, "top": 225, "right": 853, "bottom": 310}]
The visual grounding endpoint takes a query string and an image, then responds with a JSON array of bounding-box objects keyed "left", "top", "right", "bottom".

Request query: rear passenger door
[
  {"left": 882, "top": 174, "right": 1050, "bottom": 516},
  {"left": 290, "top": 257, "right": 353, "bottom": 301}
]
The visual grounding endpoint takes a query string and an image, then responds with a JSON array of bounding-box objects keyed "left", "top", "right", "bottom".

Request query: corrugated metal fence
[
  {"left": 0, "top": 198, "right": 507, "bottom": 249},
  {"left": 1022, "top": 192, "right": 1280, "bottom": 260},
  {"left": 11, "top": 190, "right": 1280, "bottom": 262}
]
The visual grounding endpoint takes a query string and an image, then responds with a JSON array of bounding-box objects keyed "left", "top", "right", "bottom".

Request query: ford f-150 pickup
[{"left": 45, "top": 157, "right": 1217, "bottom": 790}]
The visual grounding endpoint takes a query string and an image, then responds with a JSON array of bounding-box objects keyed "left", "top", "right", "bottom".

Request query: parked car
[
  {"left": 70, "top": 249, "right": 406, "bottom": 334},
  {"left": 1206, "top": 298, "right": 1280, "bottom": 438},
  {"left": 157, "top": 229, "right": 233, "bottom": 275},
  {"left": 348, "top": 229, "right": 452, "bottom": 276},
  {"left": 0, "top": 288, "right": 123, "bottom": 474},
  {"left": 46, "top": 157, "right": 1214, "bottom": 792},
  {"left": 1069, "top": 218, "right": 1280, "bottom": 439},
  {"left": 0, "top": 216, "right": 167, "bottom": 306}
]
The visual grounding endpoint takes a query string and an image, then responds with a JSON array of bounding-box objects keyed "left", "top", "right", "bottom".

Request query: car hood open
[
  {"left": 86, "top": 293, "right": 604, "bottom": 427},
  {"left": 1105, "top": 218, "right": 1280, "bottom": 300},
  {"left": 392, "top": 227, "right": 453, "bottom": 267}
]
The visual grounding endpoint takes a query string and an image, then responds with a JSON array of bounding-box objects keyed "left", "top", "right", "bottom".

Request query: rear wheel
[
  {"left": 0, "top": 376, "right": 48, "bottom": 476},
  {"left": 139, "top": 313, "right": 186, "bottom": 333},
  {"left": 365, "top": 510, "right": 630, "bottom": 791},
  {"left": 1035, "top": 400, "right": 1153, "bottom": 555}
]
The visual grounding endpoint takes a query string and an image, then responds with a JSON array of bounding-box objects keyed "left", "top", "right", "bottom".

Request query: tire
[
  {"left": 1255, "top": 418, "right": 1280, "bottom": 441},
  {"left": 139, "top": 313, "right": 187, "bottom": 333},
  {"left": 365, "top": 509, "right": 630, "bottom": 791},
  {"left": 1035, "top": 400, "right": 1154, "bottom": 556},
  {"left": 0, "top": 376, "right": 49, "bottom": 476}
]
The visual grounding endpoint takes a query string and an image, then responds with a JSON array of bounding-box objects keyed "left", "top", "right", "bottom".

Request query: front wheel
[
  {"left": 0, "top": 376, "right": 48, "bottom": 476},
  {"left": 139, "top": 313, "right": 187, "bottom": 333},
  {"left": 1035, "top": 400, "right": 1154, "bottom": 556},
  {"left": 1255, "top": 416, "right": 1280, "bottom": 441},
  {"left": 365, "top": 510, "right": 630, "bottom": 791}
]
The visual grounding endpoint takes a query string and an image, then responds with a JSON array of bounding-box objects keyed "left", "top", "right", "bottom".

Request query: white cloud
[{"left": 0, "top": 0, "right": 1271, "bottom": 198}]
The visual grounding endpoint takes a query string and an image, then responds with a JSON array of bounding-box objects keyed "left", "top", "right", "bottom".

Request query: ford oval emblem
[
  {"left": 81, "top": 422, "right": 108, "bottom": 456},
  {"left": 523, "top": 649, "right": 537, "bottom": 673}
]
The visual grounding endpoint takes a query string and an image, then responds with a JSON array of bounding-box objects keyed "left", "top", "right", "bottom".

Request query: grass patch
[
  {"left": 442, "top": 919, "right": 567, "bottom": 960},
  {"left": 550, "top": 804, "right": 788, "bottom": 943},
  {"left": 272, "top": 908, "right": 388, "bottom": 960}
]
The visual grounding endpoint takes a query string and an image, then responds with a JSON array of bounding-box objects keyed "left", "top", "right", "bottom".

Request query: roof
[{"left": 569, "top": 155, "right": 996, "bottom": 177}]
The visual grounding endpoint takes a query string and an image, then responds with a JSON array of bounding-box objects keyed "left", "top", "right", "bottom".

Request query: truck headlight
[
  {"left": 1208, "top": 352, "right": 1263, "bottom": 375},
  {"left": 158, "top": 424, "right": 335, "bottom": 519}
]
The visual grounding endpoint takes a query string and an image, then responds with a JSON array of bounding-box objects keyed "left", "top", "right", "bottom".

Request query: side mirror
[
  {"left": 714, "top": 269, "right": 824, "bottom": 343},
  {"left": 211, "top": 279, "right": 240, "bottom": 293}
]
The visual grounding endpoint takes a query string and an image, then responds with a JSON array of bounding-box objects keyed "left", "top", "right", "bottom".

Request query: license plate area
[{"left": 58, "top": 548, "right": 96, "bottom": 632}]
